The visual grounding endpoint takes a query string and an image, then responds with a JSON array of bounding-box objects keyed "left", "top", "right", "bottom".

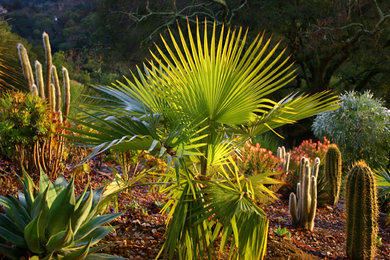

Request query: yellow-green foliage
[{"left": 0, "top": 91, "right": 52, "bottom": 160}]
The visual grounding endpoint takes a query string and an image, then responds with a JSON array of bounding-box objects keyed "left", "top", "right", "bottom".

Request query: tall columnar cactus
[
  {"left": 17, "top": 43, "right": 34, "bottom": 92},
  {"left": 43, "top": 32, "right": 53, "bottom": 109},
  {"left": 16, "top": 32, "right": 72, "bottom": 178},
  {"left": 345, "top": 161, "right": 378, "bottom": 260},
  {"left": 289, "top": 157, "right": 319, "bottom": 231},
  {"left": 17, "top": 32, "right": 71, "bottom": 122},
  {"left": 277, "top": 146, "right": 290, "bottom": 172},
  {"left": 62, "top": 67, "right": 71, "bottom": 119},
  {"left": 34, "top": 61, "right": 45, "bottom": 99},
  {"left": 324, "top": 144, "right": 342, "bottom": 207},
  {"left": 51, "top": 65, "right": 62, "bottom": 112}
]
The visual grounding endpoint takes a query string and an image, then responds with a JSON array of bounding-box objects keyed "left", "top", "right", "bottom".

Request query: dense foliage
[
  {"left": 312, "top": 91, "right": 390, "bottom": 169},
  {"left": 0, "top": 91, "right": 52, "bottom": 160}
]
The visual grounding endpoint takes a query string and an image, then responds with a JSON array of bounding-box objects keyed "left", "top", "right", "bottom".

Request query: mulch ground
[{"left": 0, "top": 157, "right": 389, "bottom": 259}]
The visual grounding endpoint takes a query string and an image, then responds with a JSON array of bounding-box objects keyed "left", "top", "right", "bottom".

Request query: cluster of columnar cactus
[
  {"left": 277, "top": 146, "right": 290, "bottom": 172},
  {"left": 16, "top": 32, "right": 71, "bottom": 177},
  {"left": 324, "top": 144, "right": 342, "bottom": 206},
  {"left": 17, "top": 32, "right": 71, "bottom": 122},
  {"left": 345, "top": 161, "right": 378, "bottom": 259},
  {"left": 289, "top": 157, "right": 319, "bottom": 231}
]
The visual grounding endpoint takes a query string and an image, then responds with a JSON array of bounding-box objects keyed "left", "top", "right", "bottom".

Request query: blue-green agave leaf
[
  {"left": 45, "top": 219, "right": 74, "bottom": 252},
  {"left": 24, "top": 213, "right": 43, "bottom": 254},
  {"left": 75, "top": 213, "right": 121, "bottom": 240},
  {"left": 47, "top": 178, "right": 75, "bottom": 236}
]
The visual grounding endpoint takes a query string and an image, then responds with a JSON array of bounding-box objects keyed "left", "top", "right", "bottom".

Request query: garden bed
[{"left": 0, "top": 157, "right": 389, "bottom": 259}]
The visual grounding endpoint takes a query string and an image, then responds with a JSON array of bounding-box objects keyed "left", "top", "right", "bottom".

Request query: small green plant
[
  {"left": 376, "top": 236, "right": 382, "bottom": 246},
  {"left": 346, "top": 161, "right": 378, "bottom": 260},
  {"left": 312, "top": 91, "right": 390, "bottom": 169},
  {"left": 324, "top": 144, "right": 342, "bottom": 207},
  {"left": 0, "top": 169, "right": 123, "bottom": 259},
  {"left": 273, "top": 226, "right": 291, "bottom": 239},
  {"left": 0, "top": 91, "right": 52, "bottom": 167},
  {"left": 375, "top": 168, "right": 390, "bottom": 225}
]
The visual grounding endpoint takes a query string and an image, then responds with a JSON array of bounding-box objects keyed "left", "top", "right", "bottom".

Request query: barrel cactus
[
  {"left": 289, "top": 157, "right": 319, "bottom": 231},
  {"left": 0, "top": 169, "right": 122, "bottom": 259},
  {"left": 345, "top": 161, "right": 378, "bottom": 260},
  {"left": 324, "top": 144, "right": 342, "bottom": 206}
]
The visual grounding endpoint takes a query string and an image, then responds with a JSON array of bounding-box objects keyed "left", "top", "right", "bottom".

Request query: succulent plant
[
  {"left": 0, "top": 169, "right": 122, "bottom": 259},
  {"left": 289, "top": 157, "right": 319, "bottom": 231},
  {"left": 277, "top": 146, "right": 290, "bottom": 172},
  {"left": 324, "top": 144, "right": 342, "bottom": 207},
  {"left": 346, "top": 161, "right": 378, "bottom": 260},
  {"left": 16, "top": 32, "right": 74, "bottom": 178}
]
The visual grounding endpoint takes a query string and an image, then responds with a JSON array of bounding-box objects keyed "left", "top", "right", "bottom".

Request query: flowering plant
[
  {"left": 236, "top": 141, "right": 282, "bottom": 175},
  {"left": 289, "top": 137, "right": 331, "bottom": 172},
  {"left": 283, "top": 137, "right": 332, "bottom": 205}
]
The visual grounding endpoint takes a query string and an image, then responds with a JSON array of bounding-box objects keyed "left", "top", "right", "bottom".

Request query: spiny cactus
[
  {"left": 34, "top": 60, "right": 45, "bottom": 99},
  {"left": 346, "top": 161, "right": 378, "bottom": 260},
  {"left": 62, "top": 67, "right": 71, "bottom": 119},
  {"left": 43, "top": 32, "right": 52, "bottom": 109},
  {"left": 289, "top": 157, "right": 319, "bottom": 231},
  {"left": 17, "top": 32, "right": 71, "bottom": 122},
  {"left": 16, "top": 32, "right": 72, "bottom": 178},
  {"left": 17, "top": 43, "right": 34, "bottom": 92},
  {"left": 277, "top": 146, "right": 290, "bottom": 172},
  {"left": 324, "top": 144, "right": 342, "bottom": 207},
  {"left": 51, "top": 65, "right": 62, "bottom": 112},
  {"left": 31, "top": 83, "right": 38, "bottom": 96}
]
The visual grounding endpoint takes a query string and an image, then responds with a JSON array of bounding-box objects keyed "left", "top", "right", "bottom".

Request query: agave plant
[
  {"left": 69, "top": 20, "right": 339, "bottom": 259},
  {"left": 0, "top": 170, "right": 122, "bottom": 259}
]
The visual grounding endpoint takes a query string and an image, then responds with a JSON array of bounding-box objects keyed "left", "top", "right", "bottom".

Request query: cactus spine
[
  {"left": 289, "top": 157, "right": 319, "bottom": 231},
  {"left": 277, "top": 146, "right": 290, "bottom": 172},
  {"left": 345, "top": 161, "right": 378, "bottom": 260},
  {"left": 324, "top": 144, "right": 342, "bottom": 207}
]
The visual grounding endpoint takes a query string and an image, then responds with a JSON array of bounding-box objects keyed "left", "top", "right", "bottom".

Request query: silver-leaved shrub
[{"left": 312, "top": 91, "right": 390, "bottom": 169}]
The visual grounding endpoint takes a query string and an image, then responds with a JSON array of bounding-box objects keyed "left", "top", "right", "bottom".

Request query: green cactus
[
  {"left": 324, "top": 144, "right": 342, "bottom": 207},
  {"left": 289, "top": 157, "right": 319, "bottom": 231},
  {"left": 346, "top": 161, "right": 378, "bottom": 260}
]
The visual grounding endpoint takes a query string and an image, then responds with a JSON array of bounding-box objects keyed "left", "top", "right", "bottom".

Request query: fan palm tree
[{"left": 70, "top": 20, "right": 339, "bottom": 259}]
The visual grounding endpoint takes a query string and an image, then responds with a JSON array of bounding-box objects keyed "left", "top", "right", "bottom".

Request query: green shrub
[
  {"left": 0, "top": 91, "right": 52, "bottom": 160},
  {"left": 312, "top": 91, "right": 390, "bottom": 169},
  {"left": 0, "top": 169, "right": 122, "bottom": 259}
]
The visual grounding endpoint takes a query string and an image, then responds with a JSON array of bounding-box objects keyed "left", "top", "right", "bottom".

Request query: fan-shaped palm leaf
[{"left": 69, "top": 19, "right": 340, "bottom": 259}]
